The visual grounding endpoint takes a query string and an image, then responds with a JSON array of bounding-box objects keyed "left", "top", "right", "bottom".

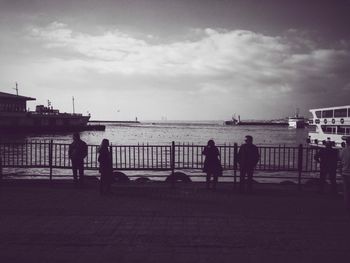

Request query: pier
[
  {"left": 89, "top": 120, "right": 140, "bottom": 124},
  {"left": 1, "top": 142, "right": 350, "bottom": 262},
  {"left": 237, "top": 121, "right": 288, "bottom": 126},
  {"left": 1, "top": 180, "right": 350, "bottom": 262}
]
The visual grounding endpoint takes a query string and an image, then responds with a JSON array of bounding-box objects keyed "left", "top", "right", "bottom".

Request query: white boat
[
  {"left": 288, "top": 116, "right": 306, "bottom": 128},
  {"left": 307, "top": 105, "right": 350, "bottom": 147},
  {"left": 288, "top": 109, "right": 305, "bottom": 128},
  {"left": 224, "top": 114, "right": 239, "bottom": 125}
]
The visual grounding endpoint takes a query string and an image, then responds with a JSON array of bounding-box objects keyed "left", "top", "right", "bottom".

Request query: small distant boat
[
  {"left": 307, "top": 105, "right": 350, "bottom": 148},
  {"left": 224, "top": 114, "right": 239, "bottom": 125},
  {"left": 288, "top": 109, "right": 306, "bottom": 128}
]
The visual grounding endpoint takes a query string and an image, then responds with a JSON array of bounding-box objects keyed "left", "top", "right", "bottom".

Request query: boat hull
[{"left": 0, "top": 112, "right": 90, "bottom": 132}]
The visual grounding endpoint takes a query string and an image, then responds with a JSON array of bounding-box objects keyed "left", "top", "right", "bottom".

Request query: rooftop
[{"left": 0, "top": 91, "right": 36, "bottom": 101}]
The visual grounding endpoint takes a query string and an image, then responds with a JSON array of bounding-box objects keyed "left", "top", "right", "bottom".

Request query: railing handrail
[{"left": 0, "top": 141, "right": 323, "bottom": 176}]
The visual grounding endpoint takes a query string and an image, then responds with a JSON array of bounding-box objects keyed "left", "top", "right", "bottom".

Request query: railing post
[
  {"left": 49, "top": 140, "right": 53, "bottom": 183},
  {"left": 0, "top": 154, "right": 3, "bottom": 187},
  {"left": 171, "top": 141, "right": 175, "bottom": 187},
  {"left": 109, "top": 145, "right": 113, "bottom": 170},
  {"left": 297, "top": 144, "right": 303, "bottom": 191},
  {"left": 233, "top": 143, "right": 238, "bottom": 189}
]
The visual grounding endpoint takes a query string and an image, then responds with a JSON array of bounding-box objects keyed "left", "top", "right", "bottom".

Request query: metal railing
[{"left": 0, "top": 141, "right": 323, "bottom": 185}]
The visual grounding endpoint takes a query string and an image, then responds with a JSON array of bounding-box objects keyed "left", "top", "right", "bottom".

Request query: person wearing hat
[
  {"left": 339, "top": 137, "right": 350, "bottom": 211},
  {"left": 314, "top": 141, "right": 338, "bottom": 194},
  {"left": 237, "top": 135, "right": 259, "bottom": 193}
]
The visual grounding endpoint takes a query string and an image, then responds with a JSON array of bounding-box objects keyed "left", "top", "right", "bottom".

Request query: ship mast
[
  {"left": 14, "top": 82, "right": 19, "bottom": 96},
  {"left": 72, "top": 96, "right": 75, "bottom": 114}
]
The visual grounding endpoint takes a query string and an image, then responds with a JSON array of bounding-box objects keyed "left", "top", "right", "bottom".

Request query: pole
[
  {"left": 72, "top": 96, "right": 75, "bottom": 114},
  {"left": 0, "top": 155, "right": 3, "bottom": 187},
  {"left": 171, "top": 141, "right": 175, "bottom": 188},
  {"left": 109, "top": 145, "right": 113, "bottom": 170},
  {"left": 297, "top": 144, "right": 303, "bottom": 191},
  {"left": 15, "top": 82, "right": 19, "bottom": 95},
  {"left": 49, "top": 140, "right": 53, "bottom": 183},
  {"left": 233, "top": 143, "right": 238, "bottom": 189}
]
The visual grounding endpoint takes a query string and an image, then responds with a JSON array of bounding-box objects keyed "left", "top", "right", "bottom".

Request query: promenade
[{"left": 1, "top": 179, "right": 350, "bottom": 263}]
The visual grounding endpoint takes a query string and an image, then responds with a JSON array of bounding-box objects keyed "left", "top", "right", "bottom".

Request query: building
[{"left": 0, "top": 92, "right": 35, "bottom": 113}]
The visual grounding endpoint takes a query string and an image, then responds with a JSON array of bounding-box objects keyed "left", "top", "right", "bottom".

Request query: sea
[
  {"left": 1, "top": 121, "right": 309, "bottom": 146},
  {"left": 1, "top": 121, "right": 313, "bottom": 182}
]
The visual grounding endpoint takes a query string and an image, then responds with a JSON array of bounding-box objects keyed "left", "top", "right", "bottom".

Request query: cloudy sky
[{"left": 0, "top": 0, "right": 349, "bottom": 120}]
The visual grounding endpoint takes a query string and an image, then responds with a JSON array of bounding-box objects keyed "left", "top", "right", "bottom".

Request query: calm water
[
  {"left": 2, "top": 121, "right": 313, "bottom": 181},
  {"left": 1, "top": 121, "right": 309, "bottom": 146}
]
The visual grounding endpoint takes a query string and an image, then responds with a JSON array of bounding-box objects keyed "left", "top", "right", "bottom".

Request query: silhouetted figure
[
  {"left": 202, "top": 140, "right": 222, "bottom": 190},
  {"left": 237, "top": 135, "right": 259, "bottom": 193},
  {"left": 68, "top": 133, "right": 88, "bottom": 186},
  {"left": 314, "top": 141, "right": 338, "bottom": 194},
  {"left": 339, "top": 138, "right": 350, "bottom": 211},
  {"left": 98, "top": 139, "right": 113, "bottom": 195}
]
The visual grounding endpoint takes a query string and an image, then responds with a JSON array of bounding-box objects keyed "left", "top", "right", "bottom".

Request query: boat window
[
  {"left": 315, "top": 111, "right": 321, "bottom": 118},
  {"left": 322, "top": 126, "right": 336, "bottom": 134},
  {"left": 322, "top": 110, "right": 333, "bottom": 118},
  {"left": 338, "top": 126, "right": 346, "bottom": 134},
  {"left": 334, "top": 108, "right": 348, "bottom": 117}
]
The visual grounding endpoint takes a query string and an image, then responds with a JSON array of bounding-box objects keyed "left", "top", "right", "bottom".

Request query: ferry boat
[
  {"left": 307, "top": 105, "right": 350, "bottom": 147},
  {"left": 0, "top": 91, "right": 90, "bottom": 132}
]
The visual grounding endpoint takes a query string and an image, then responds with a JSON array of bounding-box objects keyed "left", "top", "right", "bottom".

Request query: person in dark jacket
[
  {"left": 68, "top": 133, "right": 88, "bottom": 186},
  {"left": 202, "top": 139, "right": 222, "bottom": 190},
  {"left": 314, "top": 141, "right": 338, "bottom": 194},
  {"left": 237, "top": 135, "right": 259, "bottom": 193},
  {"left": 98, "top": 139, "right": 113, "bottom": 195}
]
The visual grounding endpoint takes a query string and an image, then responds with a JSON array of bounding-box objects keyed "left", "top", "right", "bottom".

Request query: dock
[
  {"left": 0, "top": 179, "right": 350, "bottom": 262},
  {"left": 224, "top": 120, "right": 289, "bottom": 126},
  {"left": 237, "top": 121, "right": 288, "bottom": 126},
  {"left": 84, "top": 124, "right": 106, "bottom": 131},
  {"left": 89, "top": 120, "right": 140, "bottom": 124}
]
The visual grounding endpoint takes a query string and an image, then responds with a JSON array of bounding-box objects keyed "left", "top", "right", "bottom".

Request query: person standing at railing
[
  {"left": 98, "top": 139, "right": 113, "bottom": 195},
  {"left": 237, "top": 135, "right": 259, "bottom": 193},
  {"left": 339, "top": 137, "right": 350, "bottom": 212},
  {"left": 202, "top": 140, "right": 222, "bottom": 190},
  {"left": 68, "top": 133, "right": 88, "bottom": 187},
  {"left": 314, "top": 141, "right": 338, "bottom": 194}
]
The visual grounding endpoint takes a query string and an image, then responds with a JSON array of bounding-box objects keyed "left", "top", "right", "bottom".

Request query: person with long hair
[
  {"left": 98, "top": 139, "right": 113, "bottom": 195},
  {"left": 202, "top": 139, "right": 222, "bottom": 190}
]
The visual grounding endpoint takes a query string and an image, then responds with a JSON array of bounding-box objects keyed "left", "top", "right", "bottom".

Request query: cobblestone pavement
[{"left": 0, "top": 180, "right": 350, "bottom": 263}]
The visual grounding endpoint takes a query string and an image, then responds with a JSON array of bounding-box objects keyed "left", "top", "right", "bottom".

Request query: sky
[{"left": 0, "top": 0, "right": 350, "bottom": 121}]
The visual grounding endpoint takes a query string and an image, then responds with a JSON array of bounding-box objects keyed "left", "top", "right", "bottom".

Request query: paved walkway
[{"left": 1, "top": 179, "right": 350, "bottom": 263}]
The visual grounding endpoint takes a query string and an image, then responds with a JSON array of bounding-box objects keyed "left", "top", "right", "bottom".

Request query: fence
[{"left": 0, "top": 141, "right": 322, "bottom": 185}]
